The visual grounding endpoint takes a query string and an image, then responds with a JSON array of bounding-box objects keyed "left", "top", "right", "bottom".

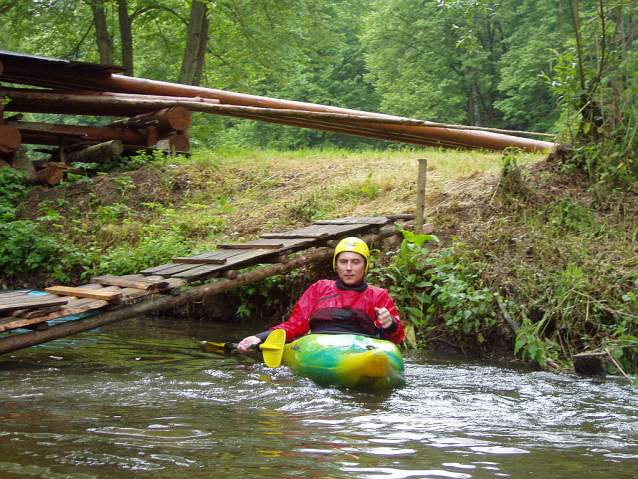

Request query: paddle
[{"left": 202, "top": 329, "right": 286, "bottom": 368}]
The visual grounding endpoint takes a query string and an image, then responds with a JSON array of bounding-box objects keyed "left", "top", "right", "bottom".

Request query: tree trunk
[
  {"left": 88, "top": 1, "right": 114, "bottom": 65},
  {"left": 179, "top": 0, "right": 208, "bottom": 85},
  {"left": 193, "top": 12, "right": 209, "bottom": 86},
  {"left": 117, "top": 0, "right": 134, "bottom": 76}
]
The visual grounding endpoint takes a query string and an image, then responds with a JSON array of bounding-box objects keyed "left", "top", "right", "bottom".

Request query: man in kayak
[{"left": 237, "top": 236, "right": 405, "bottom": 354}]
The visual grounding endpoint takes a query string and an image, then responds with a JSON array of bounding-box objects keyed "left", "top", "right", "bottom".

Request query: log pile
[{"left": 0, "top": 50, "right": 557, "bottom": 185}]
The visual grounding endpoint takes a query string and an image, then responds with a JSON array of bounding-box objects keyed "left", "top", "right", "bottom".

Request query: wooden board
[
  {"left": 216, "top": 239, "right": 285, "bottom": 249},
  {"left": 11, "top": 305, "right": 62, "bottom": 318},
  {"left": 259, "top": 223, "right": 377, "bottom": 239},
  {"left": 172, "top": 249, "right": 286, "bottom": 280},
  {"left": 90, "top": 274, "right": 171, "bottom": 292},
  {"left": 44, "top": 285, "right": 121, "bottom": 301},
  {"left": 139, "top": 261, "right": 201, "bottom": 276},
  {"left": 0, "top": 295, "right": 69, "bottom": 314},
  {"left": 0, "top": 296, "right": 110, "bottom": 333},
  {"left": 140, "top": 262, "right": 204, "bottom": 277},
  {"left": 215, "top": 237, "right": 317, "bottom": 251},
  {"left": 171, "top": 255, "right": 227, "bottom": 264},
  {"left": 313, "top": 216, "right": 389, "bottom": 225}
]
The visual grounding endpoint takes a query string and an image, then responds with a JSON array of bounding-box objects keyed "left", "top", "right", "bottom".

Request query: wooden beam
[{"left": 44, "top": 285, "right": 121, "bottom": 301}]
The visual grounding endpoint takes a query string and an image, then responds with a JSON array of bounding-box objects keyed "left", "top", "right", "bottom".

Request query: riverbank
[{"left": 2, "top": 147, "right": 637, "bottom": 375}]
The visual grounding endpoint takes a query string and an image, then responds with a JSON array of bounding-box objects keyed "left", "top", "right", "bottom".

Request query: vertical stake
[{"left": 415, "top": 159, "right": 427, "bottom": 234}]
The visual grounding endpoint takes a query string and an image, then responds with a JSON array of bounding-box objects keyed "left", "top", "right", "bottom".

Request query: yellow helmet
[{"left": 333, "top": 237, "right": 370, "bottom": 273}]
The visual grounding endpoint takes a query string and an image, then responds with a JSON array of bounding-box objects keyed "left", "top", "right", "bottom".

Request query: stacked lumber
[
  {"left": 0, "top": 50, "right": 557, "bottom": 186},
  {"left": 0, "top": 57, "right": 196, "bottom": 185}
]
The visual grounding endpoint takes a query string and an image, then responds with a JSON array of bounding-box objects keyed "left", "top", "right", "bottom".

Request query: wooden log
[
  {"left": 3, "top": 88, "right": 218, "bottom": 118},
  {"left": 44, "top": 285, "right": 121, "bottom": 301},
  {"left": 0, "top": 55, "right": 556, "bottom": 152},
  {"left": 8, "top": 120, "right": 148, "bottom": 146},
  {"left": 0, "top": 124, "right": 21, "bottom": 153},
  {"left": 18, "top": 129, "right": 88, "bottom": 146},
  {"left": 65, "top": 140, "right": 124, "bottom": 163},
  {"left": 156, "top": 134, "right": 189, "bottom": 152},
  {"left": 110, "top": 107, "right": 191, "bottom": 132},
  {"left": 30, "top": 163, "right": 64, "bottom": 185}
]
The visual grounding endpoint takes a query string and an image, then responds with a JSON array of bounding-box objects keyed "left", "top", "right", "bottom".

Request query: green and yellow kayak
[{"left": 282, "top": 334, "right": 405, "bottom": 389}]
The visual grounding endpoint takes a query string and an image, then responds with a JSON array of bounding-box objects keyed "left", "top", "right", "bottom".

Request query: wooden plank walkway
[{"left": 0, "top": 216, "right": 398, "bottom": 343}]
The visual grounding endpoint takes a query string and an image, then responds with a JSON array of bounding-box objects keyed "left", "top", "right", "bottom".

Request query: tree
[
  {"left": 552, "top": 0, "right": 638, "bottom": 182},
  {"left": 86, "top": 0, "right": 114, "bottom": 65},
  {"left": 117, "top": 0, "right": 134, "bottom": 75},
  {"left": 360, "top": 0, "right": 576, "bottom": 131}
]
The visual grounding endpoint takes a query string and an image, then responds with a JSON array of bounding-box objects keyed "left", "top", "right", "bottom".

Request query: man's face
[{"left": 336, "top": 251, "right": 366, "bottom": 285}]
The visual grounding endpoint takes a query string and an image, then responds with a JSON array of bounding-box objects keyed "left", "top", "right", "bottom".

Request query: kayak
[{"left": 281, "top": 334, "right": 405, "bottom": 389}]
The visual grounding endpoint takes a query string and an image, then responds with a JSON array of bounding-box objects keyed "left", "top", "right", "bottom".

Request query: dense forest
[{"left": 2, "top": 0, "right": 636, "bottom": 155}]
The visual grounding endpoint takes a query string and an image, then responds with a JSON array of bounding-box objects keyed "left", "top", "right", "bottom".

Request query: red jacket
[{"left": 270, "top": 279, "right": 405, "bottom": 344}]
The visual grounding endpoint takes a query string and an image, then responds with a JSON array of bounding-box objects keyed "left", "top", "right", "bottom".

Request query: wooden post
[{"left": 415, "top": 159, "right": 427, "bottom": 235}]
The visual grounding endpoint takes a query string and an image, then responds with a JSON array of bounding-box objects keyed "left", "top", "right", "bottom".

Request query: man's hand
[
  {"left": 375, "top": 307, "right": 395, "bottom": 330},
  {"left": 237, "top": 335, "right": 262, "bottom": 354}
]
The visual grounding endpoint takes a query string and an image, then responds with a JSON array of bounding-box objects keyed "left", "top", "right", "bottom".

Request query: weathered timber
[
  {"left": 109, "top": 107, "right": 191, "bottom": 132},
  {"left": 90, "top": 274, "right": 171, "bottom": 292},
  {"left": 2, "top": 88, "right": 217, "bottom": 119},
  {"left": 314, "top": 217, "right": 390, "bottom": 225},
  {"left": 217, "top": 239, "right": 285, "bottom": 249},
  {"left": 260, "top": 222, "right": 378, "bottom": 239},
  {"left": 44, "top": 285, "right": 121, "bottom": 301},
  {"left": 171, "top": 249, "right": 293, "bottom": 280},
  {"left": 0, "top": 52, "right": 555, "bottom": 152},
  {"left": 11, "top": 305, "right": 62, "bottom": 319},
  {"left": 0, "top": 296, "right": 68, "bottom": 314},
  {"left": 0, "top": 124, "right": 21, "bottom": 153},
  {"left": 8, "top": 120, "right": 148, "bottom": 146},
  {"left": 65, "top": 140, "right": 124, "bottom": 163},
  {"left": 30, "top": 163, "right": 65, "bottom": 185},
  {"left": 156, "top": 134, "right": 189, "bottom": 152},
  {"left": 171, "top": 255, "right": 227, "bottom": 264},
  {"left": 18, "top": 129, "right": 88, "bottom": 147}
]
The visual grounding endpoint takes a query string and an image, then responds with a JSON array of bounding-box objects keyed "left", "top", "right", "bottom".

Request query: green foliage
[
  {"left": 550, "top": 0, "right": 638, "bottom": 186},
  {"left": 0, "top": 220, "right": 59, "bottom": 278},
  {"left": 374, "top": 226, "right": 495, "bottom": 343},
  {"left": 0, "top": 168, "right": 27, "bottom": 221},
  {"left": 88, "top": 229, "right": 191, "bottom": 278}
]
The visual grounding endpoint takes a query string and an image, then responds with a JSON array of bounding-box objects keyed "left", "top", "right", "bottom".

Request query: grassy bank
[{"left": 1, "top": 147, "right": 636, "bottom": 377}]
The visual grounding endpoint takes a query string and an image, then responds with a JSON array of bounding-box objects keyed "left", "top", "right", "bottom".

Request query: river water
[{"left": 1, "top": 316, "right": 637, "bottom": 478}]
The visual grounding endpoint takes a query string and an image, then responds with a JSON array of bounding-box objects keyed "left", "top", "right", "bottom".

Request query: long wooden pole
[{"left": 0, "top": 57, "right": 556, "bottom": 152}]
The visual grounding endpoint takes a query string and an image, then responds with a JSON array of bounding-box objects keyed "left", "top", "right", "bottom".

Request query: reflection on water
[{"left": 1, "top": 316, "right": 637, "bottom": 478}]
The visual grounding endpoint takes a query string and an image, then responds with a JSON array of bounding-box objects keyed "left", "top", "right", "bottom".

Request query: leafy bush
[
  {"left": 0, "top": 168, "right": 27, "bottom": 221},
  {"left": 0, "top": 220, "right": 63, "bottom": 278},
  {"left": 375, "top": 226, "right": 495, "bottom": 344},
  {"left": 89, "top": 229, "right": 192, "bottom": 278}
]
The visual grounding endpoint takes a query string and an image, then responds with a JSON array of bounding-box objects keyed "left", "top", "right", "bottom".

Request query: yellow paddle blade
[
  {"left": 258, "top": 329, "right": 286, "bottom": 368},
  {"left": 201, "top": 341, "right": 226, "bottom": 353}
]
